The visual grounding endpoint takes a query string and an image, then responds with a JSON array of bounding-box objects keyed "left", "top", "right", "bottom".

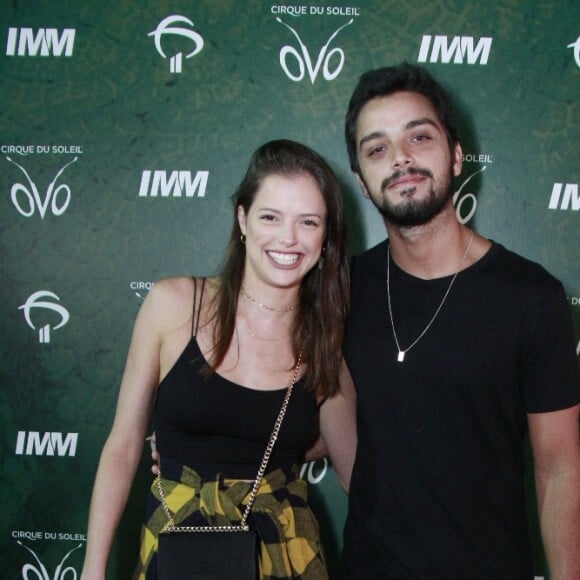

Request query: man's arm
[
  {"left": 528, "top": 403, "right": 580, "bottom": 580},
  {"left": 316, "top": 359, "right": 357, "bottom": 492}
]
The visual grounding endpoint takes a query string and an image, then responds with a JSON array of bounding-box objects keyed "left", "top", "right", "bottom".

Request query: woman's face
[{"left": 238, "top": 172, "right": 327, "bottom": 292}]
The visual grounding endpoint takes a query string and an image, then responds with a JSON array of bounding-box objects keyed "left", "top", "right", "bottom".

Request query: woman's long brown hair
[{"left": 204, "top": 139, "right": 350, "bottom": 400}]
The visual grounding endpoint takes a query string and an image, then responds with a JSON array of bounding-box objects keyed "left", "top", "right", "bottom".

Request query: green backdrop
[{"left": 1, "top": 0, "right": 578, "bottom": 577}]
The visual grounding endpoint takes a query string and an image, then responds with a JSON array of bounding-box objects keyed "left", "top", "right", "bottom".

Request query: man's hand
[{"left": 146, "top": 432, "right": 159, "bottom": 475}]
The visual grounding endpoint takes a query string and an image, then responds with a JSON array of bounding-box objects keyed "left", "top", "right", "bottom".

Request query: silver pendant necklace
[{"left": 387, "top": 231, "right": 474, "bottom": 363}]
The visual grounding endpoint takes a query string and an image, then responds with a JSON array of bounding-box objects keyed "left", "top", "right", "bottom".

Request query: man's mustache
[{"left": 381, "top": 168, "right": 433, "bottom": 193}]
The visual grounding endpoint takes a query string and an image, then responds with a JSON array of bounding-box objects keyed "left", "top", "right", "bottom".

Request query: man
[{"left": 339, "top": 62, "right": 580, "bottom": 579}]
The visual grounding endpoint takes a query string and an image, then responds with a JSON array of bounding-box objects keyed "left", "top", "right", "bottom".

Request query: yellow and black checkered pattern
[{"left": 134, "top": 459, "right": 328, "bottom": 579}]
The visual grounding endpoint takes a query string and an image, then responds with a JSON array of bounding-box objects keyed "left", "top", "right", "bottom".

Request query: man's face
[{"left": 354, "top": 91, "right": 462, "bottom": 227}]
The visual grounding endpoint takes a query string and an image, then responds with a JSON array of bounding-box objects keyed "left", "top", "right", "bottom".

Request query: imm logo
[
  {"left": 418, "top": 35, "right": 492, "bottom": 65},
  {"left": 6, "top": 27, "right": 75, "bottom": 57},
  {"left": 15, "top": 431, "right": 79, "bottom": 456},
  {"left": 548, "top": 183, "right": 579, "bottom": 211},
  {"left": 148, "top": 15, "right": 204, "bottom": 73},
  {"left": 138, "top": 170, "right": 208, "bottom": 197}
]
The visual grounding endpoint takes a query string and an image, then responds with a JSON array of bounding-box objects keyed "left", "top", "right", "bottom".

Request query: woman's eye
[{"left": 260, "top": 214, "right": 277, "bottom": 221}]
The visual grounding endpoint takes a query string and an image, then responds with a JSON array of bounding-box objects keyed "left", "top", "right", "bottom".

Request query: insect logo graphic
[
  {"left": 277, "top": 18, "right": 353, "bottom": 83},
  {"left": 17, "top": 541, "right": 83, "bottom": 579},
  {"left": 453, "top": 165, "right": 486, "bottom": 224},
  {"left": 7, "top": 156, "right": 77, "bottom": 218}
]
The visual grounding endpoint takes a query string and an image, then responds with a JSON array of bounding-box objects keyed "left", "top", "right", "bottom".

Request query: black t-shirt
[{"left": 341, "top": 241, "right": 579, "bottom": 579}]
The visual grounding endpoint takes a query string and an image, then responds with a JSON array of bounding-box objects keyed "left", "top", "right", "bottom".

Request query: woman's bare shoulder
[
  {"left": 148, "top": 276, "right": 194, "bottom": 303},
  {"left": 153, "top": 275, "right": 219, "bottom": 294},
  {"left": 148, "top": 276, "right": 220, "bottom": 323},
  {"left": 138, "top": 277, "right": 197, "bottom": 333}
]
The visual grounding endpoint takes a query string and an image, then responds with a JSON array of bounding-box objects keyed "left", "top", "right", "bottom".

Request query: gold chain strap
[{"left": 157, "top": 351, "right": 303, "bottom": 533}]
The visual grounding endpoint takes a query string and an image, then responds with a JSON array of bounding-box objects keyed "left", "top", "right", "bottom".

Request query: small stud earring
[{"left": 240, "top": 233, "right": 246, "bottom": 244}]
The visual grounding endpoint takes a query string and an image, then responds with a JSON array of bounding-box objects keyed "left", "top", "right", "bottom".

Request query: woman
[{"left": 80, "top": 140, "right": 355, "bottom": 579}]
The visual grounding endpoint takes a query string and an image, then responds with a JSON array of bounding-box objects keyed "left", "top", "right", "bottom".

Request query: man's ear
[
  {"left": 355, "top": 173, "right": 371, "bottom": 199},
  {"left": 452, "top": 142, "right": 463, "bottom": 177}
]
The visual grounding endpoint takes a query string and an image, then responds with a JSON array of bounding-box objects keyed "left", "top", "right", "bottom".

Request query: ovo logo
[
  {"left": 7, "top": 156, "right": 77, "bottom": 218},
  {"left": 277, "top": 18, "right": 353, "bottom": 83},
  {"left": 453, "top": 165, "right": 486, "bottom": 224},
  {"left": 299, "top": 458, "right": 329, "bottom": 484},
  {"left": 18, "top": 541, "right": 82, "bottom": 580},
  {"left": 148, "top": 15, "right": 204, "bottom": 73},
  {"left": 18, "top": 291, "right": 70, "bottom": 344}
]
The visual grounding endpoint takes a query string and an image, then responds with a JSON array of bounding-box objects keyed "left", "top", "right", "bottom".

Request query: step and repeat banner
[{"left": 1, "top": 0, "right": 578, "bottom": 577}]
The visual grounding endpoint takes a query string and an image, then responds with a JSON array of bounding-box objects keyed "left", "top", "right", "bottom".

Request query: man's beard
[{"left": 366, "top": 166, "right": 454, "bottom": 227}]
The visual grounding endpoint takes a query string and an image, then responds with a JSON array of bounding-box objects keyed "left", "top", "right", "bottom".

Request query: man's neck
[{"left": 385, "top": 210, "right": 476, "bottom": 280}]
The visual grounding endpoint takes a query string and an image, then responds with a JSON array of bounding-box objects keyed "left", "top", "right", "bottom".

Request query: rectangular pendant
[{"left": 397, "top": 351, "right": 405, "bottom": 362}]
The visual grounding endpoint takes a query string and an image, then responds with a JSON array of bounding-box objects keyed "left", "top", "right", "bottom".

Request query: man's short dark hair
[{"left": 345, "top": 62, "right": 461, "bottom": 174}]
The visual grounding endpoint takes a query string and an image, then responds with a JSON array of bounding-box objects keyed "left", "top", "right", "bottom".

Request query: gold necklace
[
  {"left": 387, "top": 231, "right": 474, "bottom": 363},
  {"left": 240, "top": 286, "right": 298, "bottom": 312},
  {"left": 246, "top": 327, "right": 289, "bottom": 342},
  {"left": 241, "top": 300, "right": 291, "bottom": 342}
]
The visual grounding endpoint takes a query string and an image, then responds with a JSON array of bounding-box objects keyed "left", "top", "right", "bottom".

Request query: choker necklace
[
  {"left": 387, "top": 231, "right": 474, "bottom": 363},
  {"left": 241, "top": 300, "right": 290, "bottom": 342},
  {"left": 241, "top": 287, "right": 298, "bottom": 313}
]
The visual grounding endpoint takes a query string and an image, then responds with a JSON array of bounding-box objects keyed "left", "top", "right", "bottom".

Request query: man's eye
[{"left": 368, "top": 145, "right": 386, "bottom": 157}]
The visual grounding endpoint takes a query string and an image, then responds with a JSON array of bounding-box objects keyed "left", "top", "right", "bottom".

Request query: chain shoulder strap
[{"left": 157, "top": 351, "right": 303, "bottom": 533}]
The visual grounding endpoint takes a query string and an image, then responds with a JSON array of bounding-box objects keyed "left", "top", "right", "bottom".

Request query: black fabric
[
  {"left": 157, "top": 529, "right": 258, "bottom": 580},
  {"left": 341, "top": 240, "right": 580, "bottom": 579},
  {"left": 154, "top": 337, "right": 319, "bottom": 479}
]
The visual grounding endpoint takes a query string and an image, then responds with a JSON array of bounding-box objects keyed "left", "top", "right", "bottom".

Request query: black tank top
[{"left": 154, "top": 281, "right": 319, "bottom": 479}]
